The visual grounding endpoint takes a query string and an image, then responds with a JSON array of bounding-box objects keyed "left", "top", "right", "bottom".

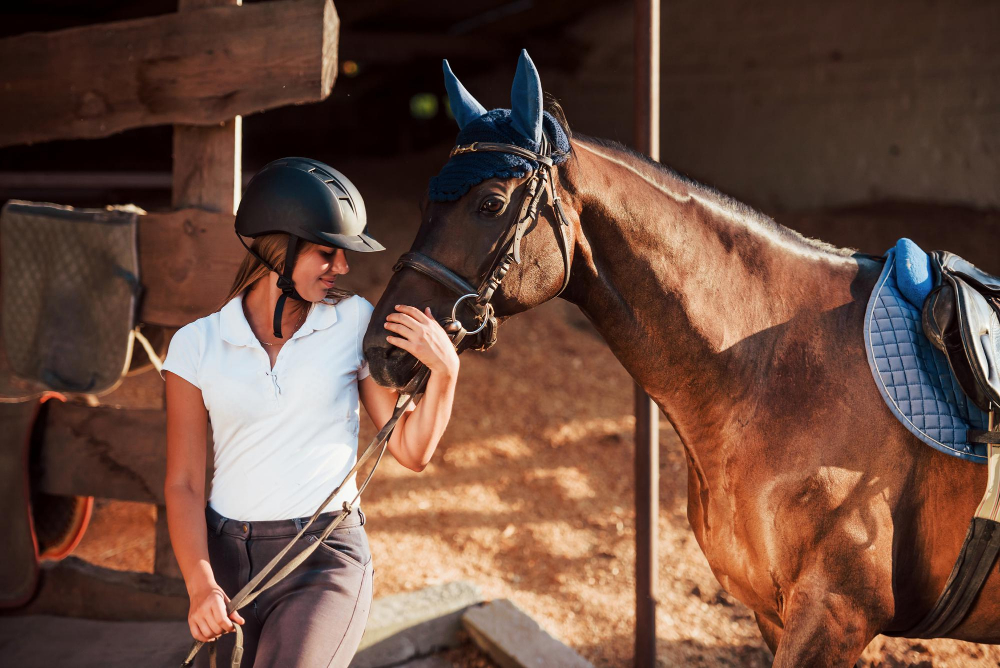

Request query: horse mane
[{"left": 560, "top": 130, "right": 856, "bottom": 259}]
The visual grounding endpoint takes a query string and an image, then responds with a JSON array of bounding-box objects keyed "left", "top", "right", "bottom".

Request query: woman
[{"left": 163, "top": 157, "right": 459, "bottom": 667}]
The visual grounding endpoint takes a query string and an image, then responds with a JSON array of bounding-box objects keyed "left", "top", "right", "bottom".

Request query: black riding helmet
[{"left": 235, "top": 157, "right": 385, "bottom": 338}]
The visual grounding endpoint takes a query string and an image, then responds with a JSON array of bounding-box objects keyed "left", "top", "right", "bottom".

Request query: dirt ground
[{"left": 71, "top": 156, "right": 1000, "bottom": 667}]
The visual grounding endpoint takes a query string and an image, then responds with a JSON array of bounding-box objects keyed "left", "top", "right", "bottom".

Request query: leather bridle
[{"left": 393, "top": 135, "right": 573, "bottom": 352}]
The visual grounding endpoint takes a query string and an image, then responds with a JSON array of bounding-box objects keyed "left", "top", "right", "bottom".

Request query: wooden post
[
  {"left": 154, "top": 0, "right": 242, "bottom": 581},
  {"left": 634, "top": 0, "right": 660, "bottom": 666}
]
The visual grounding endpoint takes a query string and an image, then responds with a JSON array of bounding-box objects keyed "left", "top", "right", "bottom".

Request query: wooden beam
[
  {"left": 172, "top": 118, "right": 241, "bottom": 213},
  {"left": 139, "top": 208, "right": 243, "bottom": 327},
  {"left": 13, "top": 557, "right": 188, "bottom": 621},
  {"left": 158, "top": 0, "right": 241, "bottom": 578},
  {"left": 633, "top": 1, "right": 660, "bottom": 666},
  {"left": 0, "top": 401, "right": 40, "bottom": 609},
  {"left": 0, "top": 0, "right": 339, "bottom": 148},
  {"left": 37, "top": 402, "right": 212, "bottom": 505}
]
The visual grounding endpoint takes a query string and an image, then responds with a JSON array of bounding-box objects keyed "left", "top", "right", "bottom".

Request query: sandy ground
[{"left": 69, "top": 161, "right": 1000, "bottom": 666}]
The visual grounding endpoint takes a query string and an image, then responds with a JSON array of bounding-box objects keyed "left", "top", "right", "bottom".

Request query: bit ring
[{"left": 451, "top": 293, "right": 491, "bottom": 335}]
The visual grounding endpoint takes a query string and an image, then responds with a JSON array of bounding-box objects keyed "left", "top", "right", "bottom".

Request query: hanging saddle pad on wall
[
  {"left": 864, "top": 247, "right": 989, "bottom": 463},
  {"left": 0, "top": 201, "right": 142, "bottom": 398}
]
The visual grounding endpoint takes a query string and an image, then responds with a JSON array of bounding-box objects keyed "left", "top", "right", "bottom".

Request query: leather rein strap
[
  {"left": 183, "top": 367, "right": 434, "bottom": 668},
  {"left": 392, "top": 138, "right": 573, "bottom": 351}
]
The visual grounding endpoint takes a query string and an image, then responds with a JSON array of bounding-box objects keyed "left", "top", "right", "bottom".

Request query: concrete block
[
  {"left": 462, "top": 599, "right": 593, "bottom": 668},
  {"left": 351, "top": 580, "right": 484, "bottom": 668}
]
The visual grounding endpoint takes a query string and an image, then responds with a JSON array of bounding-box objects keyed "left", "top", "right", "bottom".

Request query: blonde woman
[{"left": 162, "top": 158, "right": 459, "bottom": 667}]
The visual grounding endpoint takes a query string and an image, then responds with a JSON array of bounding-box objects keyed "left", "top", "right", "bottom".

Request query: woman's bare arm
[
  {"left": 165, "top": 372, "right": 243, "bottom": 641},
  {"left": 359, "top": 305, "right": 459, "bottom": 471}
]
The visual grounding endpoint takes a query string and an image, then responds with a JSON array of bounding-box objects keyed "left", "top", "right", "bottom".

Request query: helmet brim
[{"left": 313, "top": 230, "right": 385, "bottom": 253}]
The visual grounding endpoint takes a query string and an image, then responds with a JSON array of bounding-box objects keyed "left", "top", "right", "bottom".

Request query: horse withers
[{"left": 362, "top": 51, "right": 1000, "bottom": 666}]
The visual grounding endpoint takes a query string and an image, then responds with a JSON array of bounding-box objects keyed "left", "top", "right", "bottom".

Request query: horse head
[{"left": 363, "top": 50, "right": 579, "bottom": 390}]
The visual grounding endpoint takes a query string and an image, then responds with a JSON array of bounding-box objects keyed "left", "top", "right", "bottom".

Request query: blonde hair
[{"left": 224, "top": 233, "right": 354, "bottom": 307}]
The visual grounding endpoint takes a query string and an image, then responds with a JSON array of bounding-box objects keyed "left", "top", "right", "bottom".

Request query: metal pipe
[{"left": 633, "top": 0, "right": 660, "bottom": 666}]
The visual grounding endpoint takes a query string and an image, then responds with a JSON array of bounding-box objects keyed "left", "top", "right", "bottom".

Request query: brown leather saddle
[
  {"left": 922, "top": 251, "right": 1000, "bottom": 419},
  {"left": 902, "top": 251, "right": 1000, "bottom": 638}
]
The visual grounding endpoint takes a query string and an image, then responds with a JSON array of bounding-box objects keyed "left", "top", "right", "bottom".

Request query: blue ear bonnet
[{"left": 427, "top": 109, "right": 571, "bottom": 202}]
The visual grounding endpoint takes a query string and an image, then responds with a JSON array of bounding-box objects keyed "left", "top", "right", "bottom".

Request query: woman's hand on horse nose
[{"left": 384, "top": 305, "right": 460, "bottom": 376}]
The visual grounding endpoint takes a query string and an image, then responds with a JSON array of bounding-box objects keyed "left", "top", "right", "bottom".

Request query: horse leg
[
  {"left": 771, "top": 586, "right": 879, "bottom": 668},
  {"left": 754, "top": 612, "right": 782, "bottom": 655}
]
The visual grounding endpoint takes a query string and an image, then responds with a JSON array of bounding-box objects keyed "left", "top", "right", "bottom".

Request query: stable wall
[{"left": 536, "top": 0, "right": 1000, "bottom": 212}]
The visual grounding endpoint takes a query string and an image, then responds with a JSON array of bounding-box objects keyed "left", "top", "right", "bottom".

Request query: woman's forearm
[
  {"left": 393, "top": 368, "right": 457, "bottom": 470},
  {"left": 165, "top": 485, "right": 218, "bottom": 597}
]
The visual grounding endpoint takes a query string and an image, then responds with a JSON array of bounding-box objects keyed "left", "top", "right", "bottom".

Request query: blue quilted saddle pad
[{"left": 864, "top": 246, "right": 989, "bottom": 463}]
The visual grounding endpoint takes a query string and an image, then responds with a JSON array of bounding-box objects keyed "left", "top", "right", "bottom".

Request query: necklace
[{"left": 260, "top": 308, "right": 307, "bottom": 346}]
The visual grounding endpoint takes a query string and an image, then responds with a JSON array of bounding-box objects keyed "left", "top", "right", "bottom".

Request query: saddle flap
[
  {"left": 0, "top": 201, "right": 142, "bottom": 397},
  {"left": 922, "top": 283, "right": 955, "bottom": 353},
  {"left": 945, "top": 274, "right": 1000, "bottom": 411}
]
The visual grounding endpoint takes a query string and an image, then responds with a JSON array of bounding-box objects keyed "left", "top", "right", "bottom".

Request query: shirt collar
[{"left": 220, "top": 293, "right": 339, "bottom": 347}]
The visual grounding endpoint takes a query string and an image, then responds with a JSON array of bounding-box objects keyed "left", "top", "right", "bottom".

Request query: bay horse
[{"left": 362, "top": 52, "right": 999, "bottom": 666}]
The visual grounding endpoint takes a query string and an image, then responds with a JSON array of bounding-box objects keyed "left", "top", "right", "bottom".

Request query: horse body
[
  {"left": 560, "top": 138, "right": 999, "bottom": 658},
  {"left": 362, "top": 81, "right": 998, "bottom": 661}
]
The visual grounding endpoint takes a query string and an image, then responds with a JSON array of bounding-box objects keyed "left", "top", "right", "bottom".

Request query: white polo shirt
[{"left": 162, "top": 293, "right": 374, "bottom": 521}]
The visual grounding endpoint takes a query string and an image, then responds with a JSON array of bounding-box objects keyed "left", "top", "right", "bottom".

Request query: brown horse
[{"left": 362, "top": 94, "right": 998, "bottom": 667}]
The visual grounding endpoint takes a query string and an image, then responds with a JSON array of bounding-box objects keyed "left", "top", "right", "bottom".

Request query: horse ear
[
  {"left": 510, "top": 49, "right": 543, "bottom": 146},
  {"left": 442, "top": 59, "right": 486, "bottom": 130}
]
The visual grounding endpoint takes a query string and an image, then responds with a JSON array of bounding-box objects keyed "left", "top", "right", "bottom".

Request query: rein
[
  {"left": 182, "top": 365, "right": 433, "bottom": 668},
  {"left": 392, "top": 137, "right": 573, "bottom": 351}
]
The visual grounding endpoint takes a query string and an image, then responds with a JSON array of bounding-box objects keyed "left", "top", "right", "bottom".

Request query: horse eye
[{"left": 479, "top": 196, "right": 505, "bottom": 216}]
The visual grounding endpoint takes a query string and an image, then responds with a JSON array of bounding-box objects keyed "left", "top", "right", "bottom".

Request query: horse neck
[{"left": 563, "top": 138, "right": 860, "bottom": 438}]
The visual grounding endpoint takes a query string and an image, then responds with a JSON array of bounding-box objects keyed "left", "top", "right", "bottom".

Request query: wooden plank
[
  {"left": 0, "top": 616, "right": 191, "bottom": 667},
  {"left": 462, "top": 599, "right": 593, "bottom": 668},
  {"left": 37, "top": 402, "right": 212, "bottom": 505},
  {"left": 154, "top": 504, "right": 182, "bottom": 578},
  {"left": 172, "top": 118, "right": 242, "bottom": 214},
  {"left": 12, "top": 557, "right": 188, "bottom": 621},
  {"left": 156, "top": 0, "right": 244, "bottom": 580},
  {"left": 139, "top": 208, "right": 243, "bottom": 327},
  {"left": 0, "top": 0, "right": 339, "bottom": 148},
  {"left": 0, "top": 401, "right": 40, "bottom": 609},
  {"left": 633, "top": 2, "right": 660, "bottom": 665}
]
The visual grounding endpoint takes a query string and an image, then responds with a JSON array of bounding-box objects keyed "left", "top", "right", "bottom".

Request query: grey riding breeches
[{"left": 196, "top": 505, "right": 374, "bottom": 668}]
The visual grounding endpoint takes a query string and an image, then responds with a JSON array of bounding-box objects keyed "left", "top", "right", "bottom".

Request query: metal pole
[{"left": 633, "top": 0, "right": 660, "bottom": 666}]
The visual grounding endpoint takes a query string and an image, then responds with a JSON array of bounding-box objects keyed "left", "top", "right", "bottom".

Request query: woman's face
[{"left": 291, "top": 243, "right": 350, "bottom": 302}]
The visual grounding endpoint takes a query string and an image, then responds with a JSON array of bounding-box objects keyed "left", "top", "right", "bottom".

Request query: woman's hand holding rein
[
  {"left": 188, "top": 583, "right": 245, "bottom": 643},
  {"left": 383, "top": 305, "right": 460, "bottom": 377}
]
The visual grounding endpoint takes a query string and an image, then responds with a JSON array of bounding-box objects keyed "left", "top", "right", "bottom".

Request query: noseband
[{"left": 393, "top": 137, "right": 573, "bottom": 351}]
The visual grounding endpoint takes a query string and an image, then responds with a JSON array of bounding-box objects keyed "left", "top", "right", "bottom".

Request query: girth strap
[{"left": 902, "top": 517, "right": 1000, "bottom": 638}]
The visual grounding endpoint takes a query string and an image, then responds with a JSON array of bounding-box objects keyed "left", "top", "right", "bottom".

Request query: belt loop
[
  {"left": 294, "top": 517, "right": 303, "bottom": 532},
  {"left": 358, "top": 508, "right": 366, "bottom": 526},
  {"left": 215, "top": 514, "right": 227, "bottom": 536}
]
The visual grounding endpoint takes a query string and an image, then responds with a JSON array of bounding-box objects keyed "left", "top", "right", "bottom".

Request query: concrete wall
[{"left": 510, "top": 0, "right": 1000, "bottom": 211}]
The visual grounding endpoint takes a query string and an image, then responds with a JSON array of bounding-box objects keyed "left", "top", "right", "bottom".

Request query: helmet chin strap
[{"left": 235, "top": 232, "right": 308, "bottom": 338}]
